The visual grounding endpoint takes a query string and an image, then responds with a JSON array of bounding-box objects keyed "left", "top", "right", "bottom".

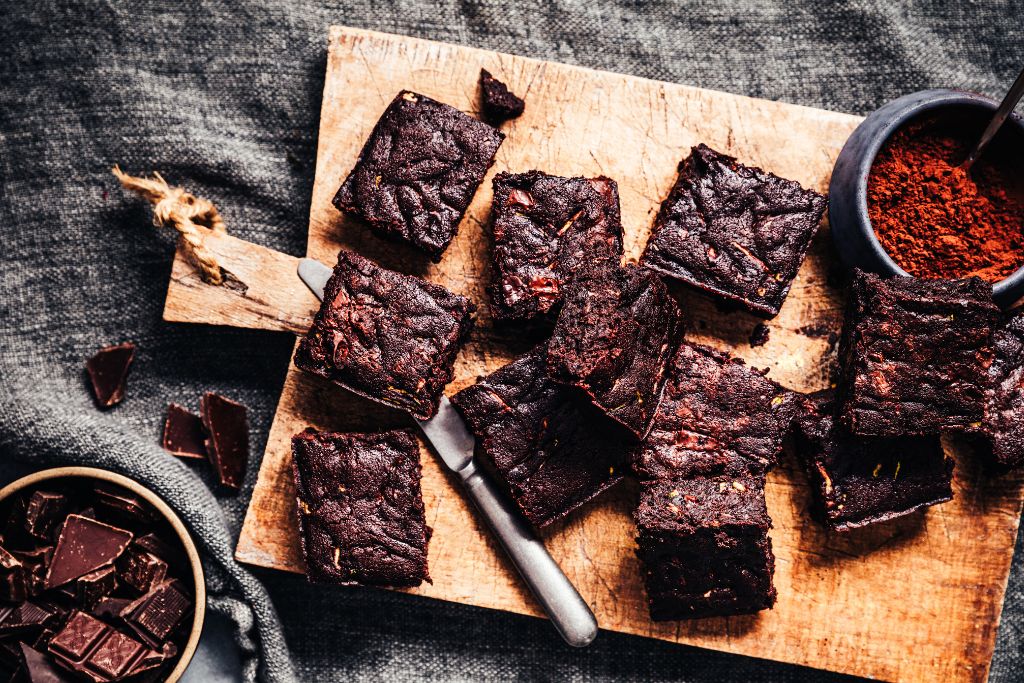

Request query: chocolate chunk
[
  {"left": 19, "top": 642, "right": 72, "bottom": 683},
  {"left": 333, "top": 90, "right": 504, "bottom": 261},
  {"left": 161, "top": 404, "right": 208, "bottom": 459},
  {"left": 0, "top": 546, "right": 27, "bottom": 602},
  {"left": 479, "top": 68, "right": 525, "bottom": 124},
  {"left": 488, "top": 171, "right": 624, "bottom": 322},
  {"left": 451, "top": 346, "right": 630, "bottom": 527},
  {"left": 838, "top": 270, "right": 1000, "bottom": 436},
  {"left": 45, "top": 516, "right": 133, "bottom": 590},
  {"left": 75, "top": 567, "right": 118, "bottom": 610},
  {"left": 291, "top": 429, "right": 431, "bottom": 587},
  {"left": 293, "top": 249, "right": 476, "bottom": 420},
  {"left": 85, "top": 343, "right": 135, "bottom": 408},
  {"left": 12, "top": 547, "right": 53, "bottom": 599},
  {"left": 93, "top": 485, "right": 154, "bottom": 526},
  {"left": 24, "top": 492, "right": 67, "bottom": 542},
  {"left": 0, "top": 603, "right": 58, "bottom": 637},
  {"left": 547, "top": 264, "right": 683, "bottom": 438},
  {"left": 120, "top": 581, "right": 191, "bottom": 647},
  {"left": 90, "top": 597, "right": 131, "bottom": 622},
  {"left": 49, "top": 611, "right": 150, "bottom": 682},
  {"left": 199, "top": 393, "right": 249, "bottom": 490},
  {"left": 641, "top": 144, "right": 826, "bottom": 318},
  {"left": 131, "top": 534, "right": 184, "bottom": 573},
  {"left": 117, "top": 548, "right": 167, "bottom": 594}
]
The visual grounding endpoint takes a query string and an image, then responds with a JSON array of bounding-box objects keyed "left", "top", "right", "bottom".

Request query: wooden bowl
[{"left": 0, "top": 467, "right": 206, "bottom": 683}]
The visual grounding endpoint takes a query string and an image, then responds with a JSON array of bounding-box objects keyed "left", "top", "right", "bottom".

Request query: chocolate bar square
[
  {"left": 451, "top": 346, "right": 630, "bottom": 528},
  {"left": 294, "top": 249, "right": 475, "bottom": 420},
  {"left": 333, "top": 90, "right": 504, "bottom": 261},
  {"left": 838, "top": 270, "right": 1000, "bottom": 436},
  {"left": 290, "top": 428, "right": 431, "bottom": 587},
  {"left": 488, "top": 171, "right": 623, "bottom": 322},
  {"left": 641, "top": 144, "right": 826, "bottom": 318}
]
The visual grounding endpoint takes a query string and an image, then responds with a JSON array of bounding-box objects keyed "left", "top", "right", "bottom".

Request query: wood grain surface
[{"left": 164, "top": 27, "right": 1024, "bottom": 683}]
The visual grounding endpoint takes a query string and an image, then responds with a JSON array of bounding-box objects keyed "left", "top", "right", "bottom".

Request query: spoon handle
[{"left": 964, "top": 66, "right": 1024, "bottom": 170}]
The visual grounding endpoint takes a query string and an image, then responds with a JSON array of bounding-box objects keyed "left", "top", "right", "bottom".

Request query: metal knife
[{"left": 297, "top": 258, "right": 598, "bottom": 648}]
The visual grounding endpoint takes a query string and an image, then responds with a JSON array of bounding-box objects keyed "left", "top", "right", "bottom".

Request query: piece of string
[{"left": 112, "top": 165, "right": 227, "bottom": 285}]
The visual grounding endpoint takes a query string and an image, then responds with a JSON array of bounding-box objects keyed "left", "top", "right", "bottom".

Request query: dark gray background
[{"left": 1, "top": 1, "right": 1022, "bottom": 680}]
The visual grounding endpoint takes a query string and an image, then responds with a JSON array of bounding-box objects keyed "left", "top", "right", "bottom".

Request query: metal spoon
[{"left": 962, "top": 65, "right": 1024, "bottom": 171}]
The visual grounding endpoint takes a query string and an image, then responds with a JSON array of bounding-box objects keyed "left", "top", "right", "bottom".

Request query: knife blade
[{"left": 296, "top": 258, "right": 598, "bottom": 647}]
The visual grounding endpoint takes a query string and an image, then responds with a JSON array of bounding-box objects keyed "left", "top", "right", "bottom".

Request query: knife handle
[{"left": 458, "top": 461, "right": 598, "bottom": 648}]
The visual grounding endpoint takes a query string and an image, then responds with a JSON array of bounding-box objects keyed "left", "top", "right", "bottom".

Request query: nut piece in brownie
[
  {"left": 547, "top": 264, "right": 683, "bottom": 438},
  {"left": 794, "top": 391, "right": 953, "bottom": 531},
  {"left": 451, "top": 346, "right": 631, "bottom": 528},
  {"left": 635, "top": 475, "right": 776, "bottom": 620},
  {"left": 632, "top": 342, "right": 796, "bottom": 481},
  {"left": 838, "top": 270, "right": 1000, "bottom": 436},
  {"left": 294, "top": 249, "right": 475, "bottom": 420},
  {"left": 489, "top": 171, "right": 624, "bottom": 322},
  {"left": 641, "top": 144, "right": 826, "bottom": 318},
  {"left": 290, "top": 428, "right": 431, "bottom": 587},
  {"left": 479, "top": 69, "right": 525, "bottom": 124},
  {"left": 333, "top": 90, "right": 504, "bottom": 261},
  {"left": 964, "top": 311, "right": 1024, "bottom": 470}
]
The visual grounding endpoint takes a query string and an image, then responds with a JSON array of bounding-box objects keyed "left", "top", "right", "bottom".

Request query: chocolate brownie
[
  {"left": 290, "top": 428, "right": 431, "bottom": 587},
  {"left": 547, "top": 264, "right": 683, "bottom": 438},
  {"left": 294, "top": 249, "right": 475, "bottom": 420},
  {"left": 632, "top": 343, "right": 796, "bottom": 481},
  {"left": 450, "top": 346, "right": 630, "bottom": 528},
  {"left": 965, "top": 310, "right": 1024, "bottom": 470},
  {"left": 641, "top": 144, "right": 826, "bottom": 318},
  {"left": 635, "top": 475, "right": 776, "bottom": 620},
  {"left": 333, "top": 91, "right": 504, "bottom": 261},
  {"left": 479, "top": 69, "right": 525, "bottom": 124},
  {"left": 489, "top": 171, "right": 623, "bottom": 322},
  {"left": 794, "top": 391, "right": 953, "bottom": 531},
  {"left": 838, "top": 270, "right": 1000, "bottom": 436}
]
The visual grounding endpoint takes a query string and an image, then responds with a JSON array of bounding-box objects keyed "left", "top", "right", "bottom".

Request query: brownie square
[
  {"left": 489, "top": 171, "right": 624, "bottom": 322},
  {"left": 641, "top": 144, "right": 826, "bottom": 318},
  {"left": 794, "top": 391, "right": 954, "bottom": 531},
  {"left": 451, "top": 346, "right": 630, "bottom": 528},
  {"left": 632, "top": 343, "right": 796, "bottom": 481},
  {"left": 290, "top": 428, "right": 430, "bottom": 587},
  {"left": 294, "top": 249, "right": 475, "bottom": 420},
  {"left": 838, "top": 270, "right": 1000, "bottom": 436},
  {"left": 547, "top": 264, "right": 683, "bottom": 438},
  {"left": 333, "top": 91, "right": 505, "bottom": 261},
  {"left": 635, "top": 475, "right": 776, "bottom": 620}
]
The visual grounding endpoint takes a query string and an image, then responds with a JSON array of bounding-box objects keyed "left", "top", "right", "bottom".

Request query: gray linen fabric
[{"left": 1, "top": 1, "right": 1022, "bottom": 681}]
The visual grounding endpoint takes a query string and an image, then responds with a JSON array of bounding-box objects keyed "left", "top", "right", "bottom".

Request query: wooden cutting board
[{"left": 162, "top": 26, "right": 1024, "bottom": 683}]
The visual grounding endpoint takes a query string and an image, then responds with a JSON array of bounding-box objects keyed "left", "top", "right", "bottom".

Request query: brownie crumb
[
  {"left": 749, "top": 323, "right": 770, "bottom": 347},
  {"left": 479, "top": 69, "right": 525, "bottom": 124}
]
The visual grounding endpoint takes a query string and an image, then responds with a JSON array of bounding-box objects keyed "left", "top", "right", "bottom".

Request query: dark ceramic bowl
[{"left": 829, "top": 88, "right": 1024, "bottom": 308}]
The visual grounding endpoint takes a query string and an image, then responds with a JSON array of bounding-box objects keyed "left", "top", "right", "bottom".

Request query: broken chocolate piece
[
  {"left": 93, "top": 485, "right": 153, "bottom": 526},
  {"left": 161, "top": 404, "right": 208, "bottom": 459},
  {"left": 24, "top": 492, "right": 67, "bottom": 542},
  {"left": 333, "top": 90, "right": 504, "bottom": 261},
  {"left": 49, "top": 611, "right": 150, "bottom": 682},
  {"left": 838, "top": 270, "right": 1000, "bottom": 436},
  {"left": 479, "top": 68, "right": 525, "bottom": 124},
  {"left": 0, "top": 546, "right": 27, "bottom": 602},
  {"left": 547, "top": 264, "right": 683, "bottom": 438},
  {"left": 290, "top": 429, "right": 431, "bottom": 587},
  {"left": 794, "top": 391, "right": 954, "bottom": 531},
  {"left": 75, "top": 567, "right": 118, "bottom": 610},
  {"left": 293, "top": 249, "right": 476, "bottom": 420},
  {"left": 641, "top": 144, "right": 826, "bottom": 318},
  {"left": 45, "top": 516, "right": 132, "bottom": 590},
  {"left": 90, "top": 597, "right": 131, "bottom": 622},
  {"left": 488, "top": 171, "right": 624, "bottom": 322},
  {"left": 117, "top": 548, "right": 167, "bottom": 594},
  {"left": 120, "top": 581, "right": 191, "bottom": 647},
  {"left": 19, "top": 642, "right": 72, "bottom": 683},
  {"left": 85, "top": 343, "right": 135, "bottom": 409},
  {"left": 0, "top": 603, "right": 58, "bottom": 637},
  {"left": 199, "top": 393, "right": 249, "bottom": 490},
  {"left": 451, "top": 346, "right": 631, "bottom": 527}
]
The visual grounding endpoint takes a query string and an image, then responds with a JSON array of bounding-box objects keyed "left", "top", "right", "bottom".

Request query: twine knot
[{"left": 112, "top": 165, "right": 227, "bottom": 284}]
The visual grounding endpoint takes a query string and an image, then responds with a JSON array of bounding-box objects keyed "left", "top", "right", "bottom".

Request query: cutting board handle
[{"left": 163, "top": 228, "right": 318, "bottom": 335}]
